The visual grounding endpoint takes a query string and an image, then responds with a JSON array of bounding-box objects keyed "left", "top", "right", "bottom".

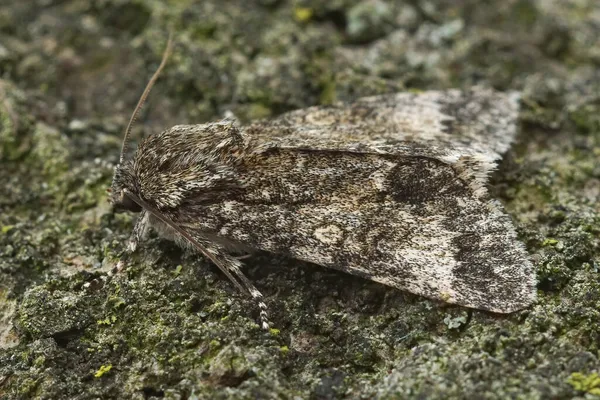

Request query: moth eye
[{"left": 115, "top": 191, "right": 142, "bottom": 213}]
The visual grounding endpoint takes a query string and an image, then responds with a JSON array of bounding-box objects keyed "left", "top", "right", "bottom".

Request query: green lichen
[
  {"left": 542, "top": 238, "right": 559, "bottom": 247},
  {"left": 269, "top": 328, "right": 280, "bottom": 336},
  {"left": 567, "top": 372, "right": 600, "bottom": 395},
  {"left": 93, "top": 364, "right": 112, "bottom": 378},
  {"left": 1, "top": 225, "right": 14, "bottom": 234},
  {"left": 96, "top": 316, "right": 116, "bottom": 326},
  {"left": 294, "top": 7, "right": 313, "bottom": 23}
]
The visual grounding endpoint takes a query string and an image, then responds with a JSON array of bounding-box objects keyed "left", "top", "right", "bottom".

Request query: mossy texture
[{"left": 1, "top": 0, "right": 600, "bottom": 398}]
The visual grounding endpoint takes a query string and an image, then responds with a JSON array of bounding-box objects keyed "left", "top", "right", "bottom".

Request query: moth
[{"left": 108, "top": 38, "right": 536, "bottom": 329}]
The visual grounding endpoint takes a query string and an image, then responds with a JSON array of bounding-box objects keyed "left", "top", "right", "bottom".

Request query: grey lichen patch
[
  {"left": 0, "top": 80, "right": 34, "bottom": 162},
  {"left": 346, "top": 0, "right": 395, "bottom": 44},
  {"left": 207, "top": 345, "right": 252, "bottom": 387},
  {"left": 0, "top": 292, "right": 18, "bottom": 349},
  {"left": 325, "top": 69, "right": 405, "bottom": 103},
  {"left": 373, "top": 327, "right": 585, "bottom": 399},
  {"left": 567, "top": 89, "right": 600, "bottom": 136},
  {"left": 234, "top": 28, "right": 337, "bottom": 113},
  {"left": 15, "top": 286, "right": 92, "bottom": 339},
  {"left": 29, "top": 123, "right": 71, "bottom": 187}
]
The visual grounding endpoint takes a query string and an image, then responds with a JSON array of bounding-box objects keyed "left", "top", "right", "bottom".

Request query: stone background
[{"left": 1, "top": 0, "right": 599, "bottom": 398}]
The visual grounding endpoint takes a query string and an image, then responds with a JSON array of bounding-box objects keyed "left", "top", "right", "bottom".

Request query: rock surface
[{"left": 1, "top": 0, "right": 599, "bottom": 398}]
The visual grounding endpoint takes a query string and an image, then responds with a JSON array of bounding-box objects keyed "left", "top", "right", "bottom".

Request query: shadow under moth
[{"left": 108, "top": 38, "right": 536, "bottom": 329}]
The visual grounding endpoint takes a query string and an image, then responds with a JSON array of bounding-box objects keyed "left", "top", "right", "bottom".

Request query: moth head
[
  {"left": 108, "top": 163, "right": 142, "bottom": 213},
  {"left": 112, "top": 190, "right": 142, "bottom": 213},
  {"left": 126, "top": 122, "right": 247, "bottom": 210}
]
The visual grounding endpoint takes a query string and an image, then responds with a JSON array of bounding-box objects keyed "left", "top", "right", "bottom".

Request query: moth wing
[
  {"left": 195, "top": 88, "right": 535, "bottom": 313},
  {"left": 245, "top": 87, "right": 521, "bottom": 178},
  {"left": 196, "top": 154, "right": 535, "bottom": 314}
]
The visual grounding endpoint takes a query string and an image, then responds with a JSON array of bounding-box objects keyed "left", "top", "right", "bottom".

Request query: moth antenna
[{"left": 119, "top": 33, "right": 174, "bottom": 164}]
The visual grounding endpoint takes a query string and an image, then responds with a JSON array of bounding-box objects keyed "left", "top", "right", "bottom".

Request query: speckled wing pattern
[{"left": 181, "top": 88, "right": 536, "bottom": 313}]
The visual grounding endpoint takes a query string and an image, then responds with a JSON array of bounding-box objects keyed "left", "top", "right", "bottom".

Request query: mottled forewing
[
  {"left": 185, "top": 88, "right": 534, "bottom": 312},
  {"left": 186, "top": 150, "right": 534, "bottom": 313},
  {"left": 245, "top": 87, "right": 521, "bottom": 181}
]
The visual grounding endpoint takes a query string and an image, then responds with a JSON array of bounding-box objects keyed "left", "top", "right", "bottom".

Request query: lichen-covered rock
[
  {"left": 0, "top": 80, "right": 34, "bottom": 162},
  {"left": 1, "top": 0, "right": 600, "bottom": 399},
  {"left": 15, "top": 287, "right": 92, "bottom": 339}
]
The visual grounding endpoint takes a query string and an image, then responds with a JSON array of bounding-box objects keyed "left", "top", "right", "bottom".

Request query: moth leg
[
  {"left": 127, "top": 210, "right": 150, "bottom": 253},
  {"left": 223, "top": 253, "right": 270, "bottom": 331},
  {"left": 114, "top": 210, "right": 150, "bottom": 274},
  {"left": 120, "top": 191, "right": 271, "bottom": 330},
  {"left": 195, "top": 236, "right": 270, "bottom": 330}
]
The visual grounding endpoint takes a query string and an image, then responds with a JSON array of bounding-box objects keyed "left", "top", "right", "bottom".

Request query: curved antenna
[{"left": 119, "top": 33, "right": 174, "bottom": 164}]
